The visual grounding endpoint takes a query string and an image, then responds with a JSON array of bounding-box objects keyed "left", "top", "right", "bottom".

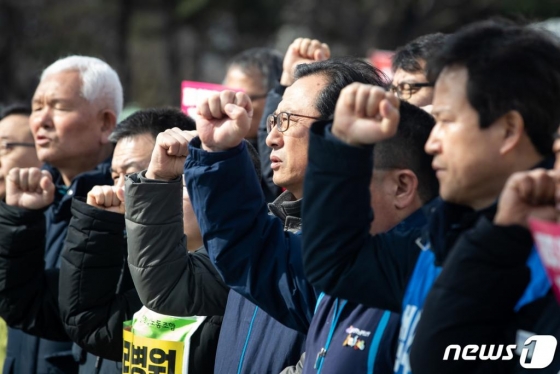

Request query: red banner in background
[
  {"left": 181, "top": 81, "right": 242, "bottom": 119},
  {"left": 528, "top": 218, "right": 560, "bottom": 303},
  {"left": 369, "top": 50, "right": 394, "bottom": 81}
]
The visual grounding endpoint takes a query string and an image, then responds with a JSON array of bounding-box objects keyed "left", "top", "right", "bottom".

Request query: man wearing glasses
[
  {"left": 390, "top": 33, "right": 448, "bottom": 108},
  {"left": 0, "top": 104, "right": 40, "bottom": 200},
  {"left": 141, "top": 57, "right": 388, "bottom": 373}
]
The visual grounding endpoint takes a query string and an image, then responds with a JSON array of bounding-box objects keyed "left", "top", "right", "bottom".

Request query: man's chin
[{"left": 37, "top": 152, "right": 60, "bottom": 167}]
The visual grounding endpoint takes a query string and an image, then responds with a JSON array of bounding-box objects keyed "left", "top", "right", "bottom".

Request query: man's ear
[
  {"left": 497, "top": 110, "right": 524, "bottom": 156},
  {"left": 392, "top": 169, "right": 419, "bottom": 210},
  {"left": 99, "top": 109, "right": 117, "bottom": 144}
]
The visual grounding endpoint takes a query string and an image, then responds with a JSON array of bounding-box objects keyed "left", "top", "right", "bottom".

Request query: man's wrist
[
  {"left": 280, "top": 71, "right": 293, "bottom": 87},
  {"left": 145, "top": 168, "right": 174, "bottom": 181}
]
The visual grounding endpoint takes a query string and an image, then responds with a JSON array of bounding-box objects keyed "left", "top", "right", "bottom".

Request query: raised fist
[
  {"left": 145, "top": 128, "right": 198, "bottom": 181},
  {"left": 87, "top": 185, "right": 126, "bottom": 214},
  {"left": 331, "top": 83, "right": 400, "bottom": 147},
  {"left": 196, "top": 90, "right": 253, "bottom": 152},
  {"left": 280, "top": 38, "right": 331, "bottom": 86},
  {"left": 6, "top": 167, "right": 55, "bottom": 210},
  {"left": 494, "top": 169, "right": 560, "bottom": 227}
]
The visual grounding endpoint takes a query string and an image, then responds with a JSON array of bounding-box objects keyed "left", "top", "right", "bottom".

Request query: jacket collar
[
  {"left": 425, "top": 157, "right": 555, "bottom": 266},
  {"left": 42, "top": 156, "right": 113, "bottom": 215},
  {"left": 425, "top": 200, "right": 496, "bottom": 266},
  {"left": 390, "top": 197, "right": 439, "bottom": 236},
  {"left": 268, "top": 190, "right": 302, "bottom": 232}
]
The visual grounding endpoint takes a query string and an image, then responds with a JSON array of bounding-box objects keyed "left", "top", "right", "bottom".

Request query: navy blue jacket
[
  {"left": 215, "top": 291, "right": 306, "bottom": 373},
  {"left": 0, "top": 159, "right": 115, "bottom": 374},
  {"left": 185, "top": 138, "right": 306, "bottom": 373},
  {"left": 307, "top": 208, "right": 431, "bottom": 374},
  {"left": 185, "top": 136, "right": 429, "bottom": 373},
  {"left": 301, "top": 122, "right": 551, "bottom": 374}
]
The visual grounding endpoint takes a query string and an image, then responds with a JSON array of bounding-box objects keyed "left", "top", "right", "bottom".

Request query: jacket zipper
[{"left": 314, "top": 298, "right": 347, "bottom": 373}]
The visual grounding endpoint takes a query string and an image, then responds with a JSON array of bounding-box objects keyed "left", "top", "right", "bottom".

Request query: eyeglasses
[
  {"left": 389, "top": 82, "right": 434, "bottom": 100},
  {"left": 266, "top": 112, "right": 322, "bottom": 133},
  {"left": 0, "top": 141, "right": 35, "bottom": 157}
]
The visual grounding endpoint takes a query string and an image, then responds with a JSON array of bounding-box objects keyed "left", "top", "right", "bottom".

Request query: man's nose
[
  {"left": 424, "top": 123, "right": 442, "bottom": 155},
  {"left": 31, "top": 107, "right": 54, "bottom": 131},
  {"left": 266, "top": 126, "right": 283, "bottom": 149}
]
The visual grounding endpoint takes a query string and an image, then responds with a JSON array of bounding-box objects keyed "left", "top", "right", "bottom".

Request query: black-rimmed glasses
[
  {"left": 266, "top": 112, "right": 322, "bottom": 133},
  {"left": 0, "top": 142, "right": 35, "bottom": 157},
  {"left": 389, "top": 82, "right": 434, "bottom": 100}
]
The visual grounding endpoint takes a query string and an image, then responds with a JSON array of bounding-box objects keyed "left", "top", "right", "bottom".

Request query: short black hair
[
  {"left": 375, "top": 101, "right": 438, "bottom": 204},
  {"left": 109, "top": 108, "right": 196, "bottom": 144},
  {"left": 294, "top": 57, "right": 389, "bottom": 119},
  {"left": 427, "top": 19, "right": 560, "bottom": 157},
  {"left": 1, "top": 103, "right": 32, "bottom": 120},
  {"left": 392, "top": 33, "right": 448, "bottom": 73},
  {"left": 227, "top": 48, "right": 283, "bottom": 92}
]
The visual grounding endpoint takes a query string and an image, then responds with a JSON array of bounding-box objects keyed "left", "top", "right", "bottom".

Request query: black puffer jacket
[
  {"left": 59, "top": 198, "right": 142, "bottom": 362},
  {"left": 124, "top": 171, "right": 229, "bottom": 373},
  {"left": 0, "top": 159, "right": 114, "bottom": 374},
  {"left": 0, "top": 199, "right": 131, "bottom": 374},
  {"left": 60, "top": 197, "right": 225, "bottom": 374}
]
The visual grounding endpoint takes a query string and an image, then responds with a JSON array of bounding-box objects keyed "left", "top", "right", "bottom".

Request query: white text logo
[{"left": 443, "top": 335, "right": 557, "bottom": 369}]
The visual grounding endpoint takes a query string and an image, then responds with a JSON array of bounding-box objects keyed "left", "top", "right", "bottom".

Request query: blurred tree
[{"left": 1, "top": 0, "right": 559, "bottom": 108}]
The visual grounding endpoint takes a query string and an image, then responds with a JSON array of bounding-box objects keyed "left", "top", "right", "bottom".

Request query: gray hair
[{"left": 41, "top": 56, "right": 123, "bottom": 118}]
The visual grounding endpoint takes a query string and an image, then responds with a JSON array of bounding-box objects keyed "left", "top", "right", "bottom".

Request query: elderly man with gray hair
[{"left": 0, "top": 55, "right": 121, "bottom": 374}]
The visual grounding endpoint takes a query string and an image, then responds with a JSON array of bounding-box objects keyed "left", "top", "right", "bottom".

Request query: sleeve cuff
[
  {"left": 0, "top": 201, "right": 46, "bottom": 224},
  {"left": 187, "top": 137, "right": 245, "bottom": 166},
  {"left": 70, "top": 198, "right": 125, "bottom": 227}
]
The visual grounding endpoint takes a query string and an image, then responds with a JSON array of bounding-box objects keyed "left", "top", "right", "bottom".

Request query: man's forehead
[
  {"left": 33, "top": 70, "right": 82, "bottom": 99},
  {"left": 0, "top": 115, "right": 31, "bottom": 136},
  {"left": 432, "top": 66, "right": 469, "bottom": 111},
  {"left": 277, "top": 75, "right": 326, "bottom": 114},
  {"left": 392, "top": 68, "right": 427, "bottom": 84},
  {"left": 224, "top": 67, "right": 264, "bottom": 92}
]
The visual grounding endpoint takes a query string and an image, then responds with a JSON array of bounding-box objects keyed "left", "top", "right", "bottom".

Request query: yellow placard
[{"left": 123, "top": 328, "right": 184, "bottom": 374}]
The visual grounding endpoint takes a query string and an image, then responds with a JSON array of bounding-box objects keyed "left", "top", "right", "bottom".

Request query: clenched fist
[
  {"left": 87, "top": 185, "right": 126, "bottom": 214},
  {"left": 332, "top": 83, "right": 400, "bottom": 147},
  {"left": 280, "top": 38, "right": 331, "bottom": 87},
  {"left": 6, "top": 167, "right": 55, "bottom": 210},
  {"left": 145, "top": 128, "right": 197, "bottom": 181},
  {"left": 196, "top": 90, "right": 253, "bottom": 152},
  {"left": 494, "top": 169, "right": 560, "bottom": 227}
]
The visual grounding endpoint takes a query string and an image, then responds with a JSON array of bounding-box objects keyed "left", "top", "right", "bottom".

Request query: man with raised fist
[
  {"left": 57, "top": 109, "right": 227, "bottom": 374},
  {"left": 0, "top": 56, "right": 120, "bottom": 374},
  {"left": 181, "top": 57, "right": 403, "bottom": 373},
  {"left": 301, "top": 20, "right": 560, "bottom": 374},
  {"left": 123, "top": 125, "right": 272, "bottom": 372}
]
